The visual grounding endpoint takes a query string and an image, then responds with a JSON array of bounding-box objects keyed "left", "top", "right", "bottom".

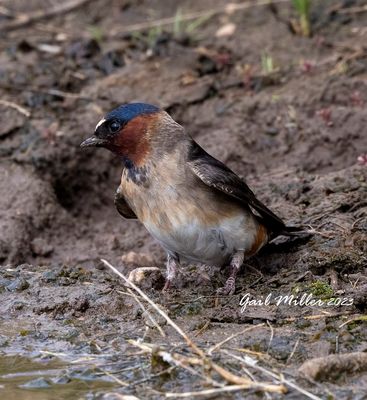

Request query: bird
[{"left": 80, "top": 102, "right": 301, "bottom": 295}]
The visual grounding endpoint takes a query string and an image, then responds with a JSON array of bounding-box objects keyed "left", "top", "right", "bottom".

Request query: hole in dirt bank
[
  {"left": 50, "top": 153, "right": 122, "bottom": 217},
  {"left": 53, "top": 179, "right": 76, "bottom": 210}
]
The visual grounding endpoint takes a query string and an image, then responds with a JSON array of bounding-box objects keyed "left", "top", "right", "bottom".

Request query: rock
[
  {"left": 6, "top": 278, "right": 29, "bottom": 291},
  {"left": 122, "top": 251, "right": 154, "bottom": 268},
  {"left": 127, "top": 267, "right": 165, "bottom": 290},
  {"left": 101, "top": 394, "right": 141, "bottom": 400},
  {"left": 299, "top": 352, "right": 367, "bottom": 381},
  {"left": 31, "top": 238, "right": 54, "bottom": 256},
  {"left": 19, "top": 377, "right": 51, "bottom": 389},
  {"left": 0, "top": 335, "right": 8, "bottom": 347},
  {"left": 42, "top": 270, "right": 58, "bottom": 282},
  {"left": 0, "top": 104, "right": 27, "bottom": 138}
]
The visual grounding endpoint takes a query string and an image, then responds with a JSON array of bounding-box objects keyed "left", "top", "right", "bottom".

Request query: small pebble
[
  {"left": 127, "top": 267, "right": 165, "bottom": 290},
  {"left": 6, "top": 278, "right": 29, "bottom": 291},
  {"left": 19, "top": 377, "right": 51, "bottom": 389},
  {"left": 31, "top": 238, "right": 54, "bottom": 257}
]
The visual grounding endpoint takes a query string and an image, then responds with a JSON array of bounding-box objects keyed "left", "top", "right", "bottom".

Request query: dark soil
[{"left": 0, "top": 0, "right": 366, "bottom": 399}]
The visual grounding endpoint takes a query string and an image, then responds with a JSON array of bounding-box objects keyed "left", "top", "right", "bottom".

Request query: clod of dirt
[
  {"left": 30, "top": 237, "right": 54, "bottom": 257},
  {"left": 6, "top": 278, "right": 29, "bottom": 291},
  {"left": 298, "top": 352, "right": 367, "bottom": 382},
  {"left": 350, "top": 284, "right": 367, "bottom": 311},
  {"left": 19, "top": 377, "right": 51, "bottom": 389},
  {"left": 127, "top": 267, "right": 165, "bottom": 291},
  {"left": 0, "top": 104, "right": 27, "bottom": 138}
]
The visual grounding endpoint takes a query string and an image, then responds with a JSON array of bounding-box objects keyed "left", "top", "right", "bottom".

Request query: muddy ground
[{"left": 0, "top": 0, "right": 366, "bottom": 399}]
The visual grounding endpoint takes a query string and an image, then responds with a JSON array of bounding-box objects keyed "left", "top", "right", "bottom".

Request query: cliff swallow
[{"left": 81, "top": 103, "right": 301, "bottom": 295}]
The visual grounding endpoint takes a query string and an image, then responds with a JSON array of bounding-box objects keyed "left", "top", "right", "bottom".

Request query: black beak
[{"left": 80, "top": 135, "right": 108, "bottom": 148}]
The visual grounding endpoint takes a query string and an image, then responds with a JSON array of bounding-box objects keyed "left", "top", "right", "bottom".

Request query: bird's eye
[{"left": 109, "top": 120, "right": 121, "bottom": 133}]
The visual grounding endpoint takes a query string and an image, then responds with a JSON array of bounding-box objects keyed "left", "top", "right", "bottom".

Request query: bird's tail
[{"left": 278, "top": 225, "right": 313, "bottom": 237}]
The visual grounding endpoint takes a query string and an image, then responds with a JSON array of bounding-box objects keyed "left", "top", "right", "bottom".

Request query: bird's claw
[
  {"left": 216, "top": 276, "right": 236, "bottom": 296},
  {"left": 162, "top": 279, "right": 173, "bottom": 292}
]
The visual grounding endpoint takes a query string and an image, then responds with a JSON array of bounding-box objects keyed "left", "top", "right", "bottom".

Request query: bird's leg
[
  {"left": 217, "top": 251, "right": 245, "bottom": 296},
  {"left": 162, "top": 253, "right": 179, "bottom": 291}
]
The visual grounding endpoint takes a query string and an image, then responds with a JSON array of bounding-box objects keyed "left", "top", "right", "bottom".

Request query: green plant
[
  {"left": 308, "top": 280, "right": 334, "bottom": 299},
  {"left": 261, "top": 53, "right": 276, "bottom": 75},
  {"left": 292, "top": 0, "right": 311, "bottom": 37},
  {"left": 88, "top": 25, "right": 104, "bottom": 44},
  {"left": 173, "top": 8, "right": 212, "bottom": 39}
]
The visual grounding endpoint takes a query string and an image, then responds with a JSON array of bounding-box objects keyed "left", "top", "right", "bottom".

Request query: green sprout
[
  {"left": 261, "top": 53, "right": 276, "bottom": 75},
  {"left": 292, "top": 0, "right": 311, "bottom": 37},
  {"left": 173, "top": 8, "right": 212, "bottom": 39},
  {"left": 88, "top": 25, "right": 104, "bottom": 44}
]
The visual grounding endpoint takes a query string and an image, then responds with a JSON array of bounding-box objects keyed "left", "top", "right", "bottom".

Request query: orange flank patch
[
  {"left": 113, "top": 113, "right": 158, "bottom": 166},
  {"left": 247, "top": 224, "right": 268, "bottom": 256}
]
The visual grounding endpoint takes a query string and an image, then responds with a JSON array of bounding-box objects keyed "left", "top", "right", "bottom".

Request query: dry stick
[
  {"left": 284, "top": 311, "right": 354, "bottom": 323},
  {"left": 208, "top": 324, "right": 265, "bottom": 355},
  {"left": 131, "top": 340, "right": 285, "bottom": 393},
  {"left": 286, "top": 338, "right": 300, "bottom": 364},
  {"left": 110, "top": 0, "right": 291, "bottom": 36},
  {"left": 0, "top": 99, "right": 30, "bottom": 117},
  {"left": 165, "top": 384, "right": 260, "bottom": 398},
  {"left": 335, "top": 4, "right": 367, "bottom": 14},
  {"left": 103, "top": 260, "right": 286, "bottom": 394},
  {"left": 102, "top": 259, "right": 205, "bottom": 358},
  {"left": 338, "top": 316, "right": 367, "bottom": 329},
  {"left": 223, "top": 350, "right": 323, "bottom": 400},
  {"left": 129, "top": 340, "right": 222, "bottom": 387},
  {"left": 266, "top": 321, "right": 274, "bottom": 354},
  {"left": 117, "top": 288, "right": 166, "bottom": 338},
  {"left": 0, "top": 0, "right": 94, "bottom": 32}
]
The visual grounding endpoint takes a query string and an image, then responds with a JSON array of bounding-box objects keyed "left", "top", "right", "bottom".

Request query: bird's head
[{"left": 80, "top": 103, "right": 165, "bottom": 166}]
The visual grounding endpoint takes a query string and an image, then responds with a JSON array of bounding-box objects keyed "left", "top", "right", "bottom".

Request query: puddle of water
[{"left": 0, "top": 355, "right": 117, "bottom": 400}]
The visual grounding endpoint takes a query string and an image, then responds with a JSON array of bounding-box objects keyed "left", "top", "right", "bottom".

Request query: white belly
[{"left": 144, "top": 212, "right": 257, "bottom": 267}]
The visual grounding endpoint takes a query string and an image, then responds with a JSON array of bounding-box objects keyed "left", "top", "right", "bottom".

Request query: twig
[
  {"left": 102, "top": 259, "right": 205, "bottom": 357},
  {"left": 165, "top": 384, "right": 260, "bottom": 398},
  {"left": 333, "top": 4, "right": 367, "bottom": 15},
  {"left": 223, "top": 350, "right": 323, "bottom": 400},
  {"left": 208, "top": 324, "right": 265, "bottom": 355},
  {"left": 0, "top": 99, "right": 30, "bottom": 117},
  {"left": 110, "top": 0, "right": 291, "bottom": 36},
  {"left": 129, "top": 340, "right": 221, "bottom": 387},
  {"left": 286, "top": 338, "right": 300, "bottom": 364},
  {"left": 103, "top": 260, "right": 286, "bottom": 394},
  {"left": 98, "top": 368, "right": 129, "bottom": 387},
  {"left": 338, "top": 316, "right": 367, "bottom": 329},
  {"left": 118, "top": 288, "right": 166, "bottom": 337},
  {"left": 266, "top": 321, "right": 274, "bottom": 354},
  {"left": 284, "top": 311, "right": 353, "bottom": 322},
  {"left": 0, "top": 0, "right": 94, "bottom": 32},
  {"left": 193, "top": 320, "right": 210, "bottom": 337}
]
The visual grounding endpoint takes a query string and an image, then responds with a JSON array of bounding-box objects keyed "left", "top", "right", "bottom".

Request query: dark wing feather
[
  {"left": 114, "top": 189, "right": 137, "bottom": 219},
  {"left": 187, "top": 141, "right": 286, "bottom": 232}
]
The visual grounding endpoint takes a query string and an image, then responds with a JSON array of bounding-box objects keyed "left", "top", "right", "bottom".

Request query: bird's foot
[
  {"left": 216, "top": 251, "right": 244, "bottom": 296},
  {"left": 162, "top": 254, "right": 179, "bottom": 292},
  {"left": 162, "top": 278, "right": 173, "bottom": 292},
  {"left": 216, "top": 276, "right": 236, "bottom": 296}
]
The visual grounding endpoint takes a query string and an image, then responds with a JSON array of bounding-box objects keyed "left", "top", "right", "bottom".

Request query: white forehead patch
[{"left": 95, "top": 118, "right": 106, "bottom": 130}]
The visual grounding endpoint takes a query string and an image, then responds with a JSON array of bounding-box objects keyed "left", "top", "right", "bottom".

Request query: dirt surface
[{"left": 0, "top": 0, "right": 366, "bottom": 399}]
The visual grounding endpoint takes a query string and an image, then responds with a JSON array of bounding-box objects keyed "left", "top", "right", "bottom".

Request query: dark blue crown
[{"left": 105, "top": 103, "right": 160, "bottom": 122}]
